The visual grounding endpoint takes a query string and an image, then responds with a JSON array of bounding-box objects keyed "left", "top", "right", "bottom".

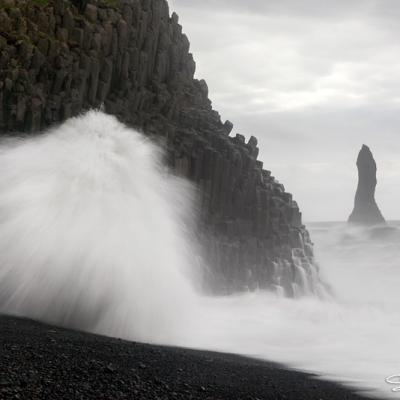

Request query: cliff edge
[{"left": 0, "top": 0, "right": 324, "bottom": 296}]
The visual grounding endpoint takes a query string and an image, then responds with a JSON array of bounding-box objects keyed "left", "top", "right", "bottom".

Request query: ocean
[{"left": 0, "top": 112, "right": 398, "bottom": 399}]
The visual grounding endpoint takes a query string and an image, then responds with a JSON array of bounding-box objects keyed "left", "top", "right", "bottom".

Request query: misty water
[{"left": 0, "top": 112, "right": 398, "bottom": 399}]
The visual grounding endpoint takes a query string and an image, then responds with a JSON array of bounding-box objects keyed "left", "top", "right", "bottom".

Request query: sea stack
[{"left": 348, "top": 145, "right": 386, "bottom": 226}]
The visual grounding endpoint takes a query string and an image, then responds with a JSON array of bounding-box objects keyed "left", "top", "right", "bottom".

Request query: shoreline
[{"left": 0, "top": 315, "right": 376, "bottom": 399}]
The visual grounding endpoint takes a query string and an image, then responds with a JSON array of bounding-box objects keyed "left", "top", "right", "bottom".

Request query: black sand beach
[{"left": 0, "top": 316, "right": 374, "bottom": 400}]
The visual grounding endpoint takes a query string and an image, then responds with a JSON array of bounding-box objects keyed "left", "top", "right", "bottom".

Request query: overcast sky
[{"left": 169, "top": 0, "right": 400, "bottom": 221}]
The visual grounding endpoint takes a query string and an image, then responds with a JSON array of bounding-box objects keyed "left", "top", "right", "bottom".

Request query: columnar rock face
[
  {"left": 348, "top": 145, "right": 386, "bottom": 226},
  {"left": 0, "top": 0, "right": 323, "bottom": 296}
]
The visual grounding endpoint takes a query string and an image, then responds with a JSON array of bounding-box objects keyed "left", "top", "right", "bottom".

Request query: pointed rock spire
[{"left": 348, "top": 145, "right": 386, "bottom": 226}]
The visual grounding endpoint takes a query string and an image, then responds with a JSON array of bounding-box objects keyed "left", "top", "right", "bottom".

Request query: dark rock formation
[
  {"left": 348, "top": 145, "right": 386, "bottom": 226},
  {"left": 0, "top": 0, "right": 323, "bottom": 295}
]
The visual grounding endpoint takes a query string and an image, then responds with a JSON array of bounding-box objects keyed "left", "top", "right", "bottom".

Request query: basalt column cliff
[
  {"left": 348, "top": 145, "right": 386, "bottom": 226},
  {"left": 0, "top": 0, "right": 323, "bottom": 296}
]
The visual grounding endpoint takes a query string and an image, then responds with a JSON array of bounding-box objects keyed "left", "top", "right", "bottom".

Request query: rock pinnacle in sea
[{"left": 348, "top": 144, "right": 386, "bottom": 226}]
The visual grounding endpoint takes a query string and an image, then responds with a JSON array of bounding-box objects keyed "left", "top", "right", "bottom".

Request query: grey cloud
[
  {"left": 170, "top": 0, "right": 400, "bottom": 220},
  {"left": 172, "top": 0, "right": 372, "bottom": 18}
]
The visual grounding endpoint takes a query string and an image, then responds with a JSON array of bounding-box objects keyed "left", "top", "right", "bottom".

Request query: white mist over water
[
  {"left": 186, "top": 223, "right": 400, "bottom": 399},
  {"left": 0, "top": 111, "right": 198, "bottom": 343},
  {"left": 0, "top": 111, "right": 398, "bottom": 399}
]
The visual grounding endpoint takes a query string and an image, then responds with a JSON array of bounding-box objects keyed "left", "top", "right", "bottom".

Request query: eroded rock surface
[{"left": 0, "top": 0, "right": 323, "bottom": 295}]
